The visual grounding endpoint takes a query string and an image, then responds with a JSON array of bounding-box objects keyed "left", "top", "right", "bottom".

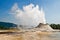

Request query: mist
[{"left": 11, "top": 3, "right": 46, "bottom": 27}]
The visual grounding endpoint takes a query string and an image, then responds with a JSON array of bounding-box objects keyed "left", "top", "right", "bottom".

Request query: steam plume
[{"left": 11, "top": 3, "right": 46, "bottom": 27}]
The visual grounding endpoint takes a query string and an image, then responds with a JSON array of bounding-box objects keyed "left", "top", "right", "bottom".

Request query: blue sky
[{"left": 0, "top": 0, "right": 60, "bottom": 24}]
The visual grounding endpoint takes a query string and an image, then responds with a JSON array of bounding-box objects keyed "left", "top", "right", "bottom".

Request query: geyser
[
  {"left": 11, "top": 3, "right": 53, "bottom": 31},
  {"left": 11, "top": 3, "right": 46, "bottom": 28}
]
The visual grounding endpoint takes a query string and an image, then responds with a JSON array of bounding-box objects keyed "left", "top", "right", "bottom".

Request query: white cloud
[{"left": 11, "top": 3, "right": 46, "bottom": 27}]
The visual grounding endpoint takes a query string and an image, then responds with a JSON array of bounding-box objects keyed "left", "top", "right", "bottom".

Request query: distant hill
[{"left": 0, "top": 22, "right": 17, "bottom": 29}]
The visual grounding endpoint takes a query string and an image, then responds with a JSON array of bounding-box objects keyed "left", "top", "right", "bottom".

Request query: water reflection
[
  {"left": 38, "top": 32, "right": 60, "bottom": 40},
  {"left": 18, "top": 31, "right": 60, "bottom": 40},
  {"left": 17, "top": 31, "right": 60, "bottom": 40}
]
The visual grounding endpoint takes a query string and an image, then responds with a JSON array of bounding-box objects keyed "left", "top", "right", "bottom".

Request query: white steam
[{"left": 11, "top": 3, "right": 46, "bottom": 27}]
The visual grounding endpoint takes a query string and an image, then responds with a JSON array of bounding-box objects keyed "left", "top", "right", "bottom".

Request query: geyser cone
[{"left": 37, "top": 23, "right": 53, "bottom": 31}]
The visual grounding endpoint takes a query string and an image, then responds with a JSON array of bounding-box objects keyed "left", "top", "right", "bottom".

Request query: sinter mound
[{"left": 36, "top": 23, "right": 53, "bottom": 31}]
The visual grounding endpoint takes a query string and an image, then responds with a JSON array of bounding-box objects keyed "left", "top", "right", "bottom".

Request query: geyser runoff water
[{"left": 11, "top": 3, "right": 46, "bottom": 28}]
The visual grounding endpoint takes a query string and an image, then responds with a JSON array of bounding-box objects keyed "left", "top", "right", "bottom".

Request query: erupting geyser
[{"left": 11, "top": 3, "right": 53, "bottom": 31}]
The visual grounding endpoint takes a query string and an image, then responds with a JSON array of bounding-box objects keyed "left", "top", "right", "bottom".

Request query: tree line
[
  {"left": 50, "top": 24, "right": 60, "bottom": 29},
  {"left": 0, "top": 22, "right": 17, "bottom": 30},
  {"left": 0, "top": 23, "right": 60, "bottom": 30}
]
